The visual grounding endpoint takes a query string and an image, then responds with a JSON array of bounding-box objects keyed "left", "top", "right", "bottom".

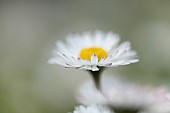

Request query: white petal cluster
[
  {"left": 76, "top": 76, "right": 151, "bottom": 109},
  {"left": 70, "top": 105, "right": 113, "bottom": 113},
  {"left": 48, "top": 31, "right": 138, "bottom": 71},
  {"left": 76, "top": 76, "right": 170, "bottom": 113}
]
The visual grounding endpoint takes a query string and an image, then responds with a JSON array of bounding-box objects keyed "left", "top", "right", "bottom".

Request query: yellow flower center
[{"left": 79, "top": 47, "right": 108, "bottom": 61}]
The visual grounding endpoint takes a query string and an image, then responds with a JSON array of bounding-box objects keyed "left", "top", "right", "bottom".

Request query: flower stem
[
  {"left": 88, "top": 68, "right": 104, "bottom": 90},
  {"left": 113, "top": 107, "right": 140, "bottom": 113}
]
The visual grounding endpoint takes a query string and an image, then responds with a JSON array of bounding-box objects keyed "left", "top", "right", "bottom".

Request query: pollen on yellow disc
[{"left": 79, "top": 47, "right": 108, "bottom": 61}]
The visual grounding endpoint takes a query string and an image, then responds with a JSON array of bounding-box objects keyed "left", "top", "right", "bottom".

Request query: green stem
[
  {"left": 113, "top": 107, "right": 140, "bottom": 113},
  {"left": 88, "top": 68, "right": 104, "bottom": 90}
]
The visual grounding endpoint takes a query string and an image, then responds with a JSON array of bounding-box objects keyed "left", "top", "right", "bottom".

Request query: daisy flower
[
  {"left": 76, "top": 75, "right": 170, "bottom": 113},
  {"left": 70, "top": 105, "right": 113, "bottom": 113},
  {"left": 48, "top": 31, "right": 139, "bottom": 71}
]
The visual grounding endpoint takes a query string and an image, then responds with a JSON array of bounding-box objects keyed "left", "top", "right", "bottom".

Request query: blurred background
[{"left": 0, "top": 0, "right": 170, "bottom": 113}]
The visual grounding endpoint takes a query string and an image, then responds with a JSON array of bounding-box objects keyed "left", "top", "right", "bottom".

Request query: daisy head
[
  {"left": 48, "top": 31, "right": 139, "bottom": 71},
  {"left": 70, "top": 105, "right": 113, "bottom": 113}
]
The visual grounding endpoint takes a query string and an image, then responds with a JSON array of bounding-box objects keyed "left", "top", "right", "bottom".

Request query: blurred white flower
[
  {"left": 76, "top": 75, "right": 170, "bottom": 113},
  {"left": 140, "top": 87, "right": 170, "bottom": 113},
  {"left": 76, "top": 76, "right": 151, "bottom": 109},
  {"left": 101, "top": 77, "right": 152, "bottom": 109},
  {"left": 48, "top": 31, "right": 138, "bottom": 71},
  {"left": 76, "top": 79, "right": 108, "bottom": 105},
  {"left": 70, "top": 105, "right": 113, "bottom": 113}
]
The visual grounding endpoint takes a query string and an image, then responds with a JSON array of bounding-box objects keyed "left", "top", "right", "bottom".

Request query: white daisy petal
[
  {"left": 103, "top": 32, "right": 120, "bottom": 51},
  {"left": 77, "top": 58, "right": 91, "bottom": 66},
  {"left": 98, "top": 57, "right": 105, "bottom": 64},
  {"left": 111, "top": 41, "right": 131, "bottom": 58},
  {"left": 79, "top": 65, "right": 92, "bottom": 70},
  {"left": 94, "top": 31, "right": 103, "bottom": 46},
  {"left": 92, "top": 66, "right": 99, "bottom": 71},
  {"left": 56, "top": 41, "right": 70, "bottom": 55},
  {"left": 91, "top": 54, "right": 98, "bottom": 65}
]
